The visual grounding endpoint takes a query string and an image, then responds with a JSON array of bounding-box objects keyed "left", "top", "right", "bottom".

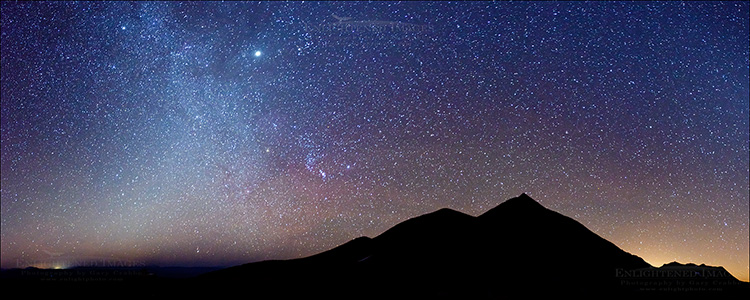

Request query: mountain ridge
[{"left": 198, "top": 194, "right": 748, "bottom": 298}]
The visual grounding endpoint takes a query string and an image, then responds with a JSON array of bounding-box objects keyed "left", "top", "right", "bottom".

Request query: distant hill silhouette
[{"left": 198, "top": 194, "right": 748, "bottom": 298}]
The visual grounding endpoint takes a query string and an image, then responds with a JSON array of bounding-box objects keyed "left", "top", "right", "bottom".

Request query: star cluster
[{"left": 1, "top": 2, "right": 748, "bottom": 280}]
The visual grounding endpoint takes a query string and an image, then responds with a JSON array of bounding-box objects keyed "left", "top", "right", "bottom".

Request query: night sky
[{"left": 1, "top": 1, "right": 748, "bottom": 281}]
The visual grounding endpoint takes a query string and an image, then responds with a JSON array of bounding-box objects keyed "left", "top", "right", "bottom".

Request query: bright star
[{"left": 254, "top": 50, "right": 262, "bottom": 57}]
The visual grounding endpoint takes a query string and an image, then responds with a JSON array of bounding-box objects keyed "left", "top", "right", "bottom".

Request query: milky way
[{"left": 1, "top": 1, "right": 748, "bottom": 281}]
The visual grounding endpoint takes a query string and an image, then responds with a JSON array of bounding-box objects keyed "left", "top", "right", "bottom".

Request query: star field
[{"left": 1, "top": 2, "right": 748, "bottom": 281}]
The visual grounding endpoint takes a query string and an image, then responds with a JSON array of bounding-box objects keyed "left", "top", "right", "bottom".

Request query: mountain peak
[
  {"left": 507, "top": 193, "right": 543, "bottom": 206},
  {"left": 432, "top": 207, "right": 467, "bottom": 217},
  {"left": 373, "top": 206, "right": 474, "bottom": 243},
  {"left": 478, "top": 193, "right": 545, "bottom": 219}
]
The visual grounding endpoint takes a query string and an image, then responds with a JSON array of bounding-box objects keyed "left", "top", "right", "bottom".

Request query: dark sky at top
[{"left": 1, "top": 1, "right": 748, "bottom": 280}]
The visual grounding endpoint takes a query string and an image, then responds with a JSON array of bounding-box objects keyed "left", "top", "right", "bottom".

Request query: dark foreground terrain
[{"left": 3, "top": 194, "right": 747, "bottom": 299}]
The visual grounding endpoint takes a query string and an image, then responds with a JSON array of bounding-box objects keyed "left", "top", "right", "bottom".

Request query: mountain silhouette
[
  {"left": 5, "top": 194, "right": 745, "bottom": 298},
  {"left": 197, "top": 194, "right": 747, "bottom": 298}
]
